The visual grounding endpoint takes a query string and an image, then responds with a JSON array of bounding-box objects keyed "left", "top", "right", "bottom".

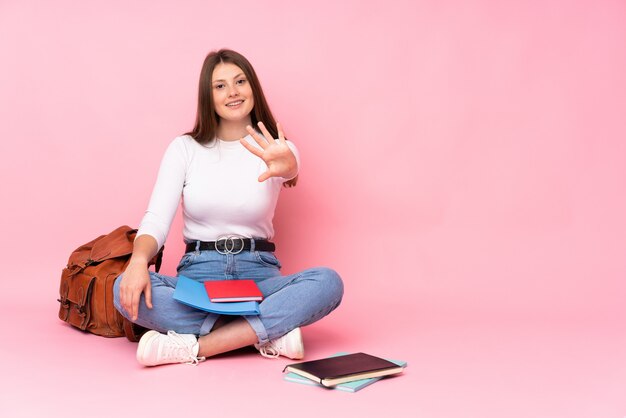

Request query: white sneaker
[
  {"left": 136, "top": 330, "right": 205, "bottom": 366},
  {"left": 255, "top": 327, "right": 304, "bottom": 359}
]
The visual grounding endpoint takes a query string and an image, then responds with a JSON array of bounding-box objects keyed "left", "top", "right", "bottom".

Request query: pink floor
[
  {"left": 2, "top": 1, "right": 625, "bottom": 417},
  {"left": 1, "top": 267, "right": 623, "bottom": 418}
]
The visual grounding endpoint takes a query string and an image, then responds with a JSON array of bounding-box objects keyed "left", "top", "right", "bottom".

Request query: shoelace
[
  {"left": 258, "top": 343, "right": 280, "bottom": 359},
  {"left": 165, "top": 330, "right": 206, "bottom": 365}
]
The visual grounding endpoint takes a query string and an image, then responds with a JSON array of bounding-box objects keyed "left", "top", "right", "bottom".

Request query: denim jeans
[{"left": 113, "top": 246, "right": 344, "bottom": 345}]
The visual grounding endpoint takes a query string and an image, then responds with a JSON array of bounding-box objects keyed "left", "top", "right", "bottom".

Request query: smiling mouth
[{"left": 226, "top": 100, "right": 244, "bottom": 107}]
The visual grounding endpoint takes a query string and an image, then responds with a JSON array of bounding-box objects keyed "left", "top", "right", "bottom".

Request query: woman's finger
[
  {"left": 258, "top": 170, "right": 272, "bottom": 182},
  {"left": 144, "top": 282, "right": 153, "bottom": 310},
  {"left": 276, "top": 122, "right": 287, "bottom": 144},
  {"left": 257, "top": 122, "right": 276, "bottom": 145},
  {"left": 246, "top": 125, "right": 268, "bottom": 149},
  {"left": 240, "top": 137, "right": 264, "bottom": 158},
  {"left": 130, "top": 290, "right": 140, "bottom": 321}
]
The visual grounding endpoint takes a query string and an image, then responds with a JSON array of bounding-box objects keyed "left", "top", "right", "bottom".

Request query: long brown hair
[{"left": 185, "top": 49, "right": 297, "bottom": 187}]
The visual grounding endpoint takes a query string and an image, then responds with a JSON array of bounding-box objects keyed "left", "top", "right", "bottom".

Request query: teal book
[
  {"left": 283, "top": 352, "right": 407, "bottom": 392},
  {"left": 173, "top": 275, "right": 261, "bottom": 315}
]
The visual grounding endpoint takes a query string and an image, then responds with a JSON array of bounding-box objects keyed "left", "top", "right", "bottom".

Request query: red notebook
[{"left": 203, "top": 280, "right": 264, "bottom": 302}]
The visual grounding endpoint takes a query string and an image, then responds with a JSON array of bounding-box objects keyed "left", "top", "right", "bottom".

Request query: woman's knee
[
  {"left": 112, "top": 273, "right": 125, "bottom": 315},
  {"left": 310, "top": 267, "right": 344, "bottom": 300}
]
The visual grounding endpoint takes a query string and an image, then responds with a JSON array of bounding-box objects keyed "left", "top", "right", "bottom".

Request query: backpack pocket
[{"left": 58, "top": 269, "right": 95, "bottom": 331}]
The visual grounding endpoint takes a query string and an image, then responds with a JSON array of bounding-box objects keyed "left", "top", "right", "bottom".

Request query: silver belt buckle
[{"left": 215, "top": 235, "right": 245, "bottom": 255}]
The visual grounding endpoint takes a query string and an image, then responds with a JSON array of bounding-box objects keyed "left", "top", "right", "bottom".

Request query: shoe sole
[{"left": 136, "top": 330, "right": 161, "bottom": 366}]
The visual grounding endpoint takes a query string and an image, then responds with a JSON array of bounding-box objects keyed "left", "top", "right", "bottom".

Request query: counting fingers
[
  {"left": 246, "top": 124, "right": 269, "bottom": 149},
  {"left": 257, "top": 121, "right": 275, "bottom": 145},
  {"left": 240, "top": 136, "right": 264, "bottom": 158},
  {"left": 276, "top": 122, "right": 287, "bottom": 144}
]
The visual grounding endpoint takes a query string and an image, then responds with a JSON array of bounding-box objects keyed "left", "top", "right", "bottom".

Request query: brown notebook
[{"left": 282, "top": 352, "right": 405, "bottom": 387}]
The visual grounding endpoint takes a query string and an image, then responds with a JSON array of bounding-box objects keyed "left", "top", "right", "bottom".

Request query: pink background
[{"left": 1, "top": 0, "right": 625, "bottom": 417}]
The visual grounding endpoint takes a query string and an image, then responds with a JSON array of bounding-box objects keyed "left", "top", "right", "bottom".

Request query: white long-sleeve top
[{"left": 137, "top": 134, "right": 300, "bottom": 249}]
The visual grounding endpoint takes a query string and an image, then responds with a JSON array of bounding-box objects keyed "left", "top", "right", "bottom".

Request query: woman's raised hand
[{"left": 240, "top": 121, "right": 298, "bottom": 182}]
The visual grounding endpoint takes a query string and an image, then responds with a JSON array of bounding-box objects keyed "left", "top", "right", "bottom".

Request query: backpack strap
[{"left": 152, "top": 246, "right": 164, "bottom": 273}]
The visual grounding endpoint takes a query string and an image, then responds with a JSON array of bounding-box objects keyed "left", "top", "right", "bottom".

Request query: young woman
[{"left": 113, "top": 49, "right": 344, "bottom": 367}]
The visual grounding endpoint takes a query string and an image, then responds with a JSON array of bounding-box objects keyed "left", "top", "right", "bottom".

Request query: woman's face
[{"left": 211, "top": 62, "right": 254, "bottom": 124}]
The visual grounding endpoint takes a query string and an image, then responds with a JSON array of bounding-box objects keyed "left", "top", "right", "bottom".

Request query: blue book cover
[
  {"left": 173, "top": 275, "right": 261, "bottom": 315},
  {"left": 283, "top": 352, "right": 407, "bottom": 392}
]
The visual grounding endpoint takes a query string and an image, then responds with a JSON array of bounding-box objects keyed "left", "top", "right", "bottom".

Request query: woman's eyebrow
[{"left": 212, "top": 73, "right": 245, "bottom": 83}]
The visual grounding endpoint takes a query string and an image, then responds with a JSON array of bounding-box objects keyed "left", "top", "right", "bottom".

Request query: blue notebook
[
  {"left": 283, "top": 352, "right": 407, "bottom": 392},
  {"left": 173, "top": 275, "right": 261, "bottom": 315}
]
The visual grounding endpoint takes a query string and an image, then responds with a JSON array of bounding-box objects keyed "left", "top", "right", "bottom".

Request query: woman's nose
[{"left": 228, "top": 84, "right": 240, "bottom": 97}]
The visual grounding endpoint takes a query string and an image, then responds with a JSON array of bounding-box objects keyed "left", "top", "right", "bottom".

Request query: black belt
[{"left": 185, "top": 238, "right": 275, "bottom": 254}]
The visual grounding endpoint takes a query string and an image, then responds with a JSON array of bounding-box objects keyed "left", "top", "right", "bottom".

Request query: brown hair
[{"left": 185, "top": 49, "right": 297, "bottom": 187}]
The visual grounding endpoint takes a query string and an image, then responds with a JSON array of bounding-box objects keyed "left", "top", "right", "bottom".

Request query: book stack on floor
[
  {"left": 283, "top": 352, "right": 407, "bottom": 392},
  {"left": 173, "top": 275, "right": 263, "bottom": 315}
]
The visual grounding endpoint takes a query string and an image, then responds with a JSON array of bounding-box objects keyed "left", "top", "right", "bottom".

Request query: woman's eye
[
  {"left": 236, "top": 79, "right": 246, "bottom": 85},
  {"left": 214, "top": 84, "right": 225, "bottom": 89}
]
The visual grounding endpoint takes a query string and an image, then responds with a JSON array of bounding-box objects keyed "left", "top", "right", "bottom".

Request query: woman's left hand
[{"left": 240, "top": 121, "right": 298, "bottom": 182}]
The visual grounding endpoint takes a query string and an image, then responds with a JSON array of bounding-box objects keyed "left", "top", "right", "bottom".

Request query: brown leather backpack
[{"left": 57, "top": 225, "right": 163, "bottom": 342}]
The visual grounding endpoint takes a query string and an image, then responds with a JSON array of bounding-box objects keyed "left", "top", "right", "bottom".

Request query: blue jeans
[{"left": 113, "top": 247, "right": 344, "bottom": 345}]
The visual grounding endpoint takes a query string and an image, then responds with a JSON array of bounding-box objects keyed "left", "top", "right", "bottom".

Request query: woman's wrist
[{"left": 128, "top": 257, "right": 150, "bottom": 267}]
